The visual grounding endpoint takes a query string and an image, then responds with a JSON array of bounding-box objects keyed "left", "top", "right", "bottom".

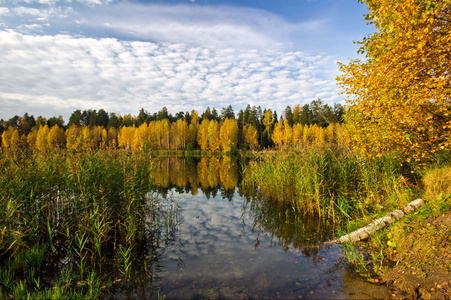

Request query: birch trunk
[{"left": 329, "top": 198, "right": 423, "bottom": 245}]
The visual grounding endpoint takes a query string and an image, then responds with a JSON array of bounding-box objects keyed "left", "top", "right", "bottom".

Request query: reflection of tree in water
[
  {"left": 241, "top": 193, "right": 337, "bottom": 261},
  {"left": 150, "top": 156, "right": 241, "bottom": 197},
  {"left": 150, "top": 156, "right": 336, "bottom": 258},
  {"left": 207, "top": 156, "right": 221, "bottom": 188}
]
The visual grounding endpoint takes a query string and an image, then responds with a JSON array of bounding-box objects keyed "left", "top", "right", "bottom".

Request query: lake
[{"left": 133, "top": 157, "right": 392, "bottom": 299}]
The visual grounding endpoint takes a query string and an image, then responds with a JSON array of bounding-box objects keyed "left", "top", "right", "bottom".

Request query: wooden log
[{"left": 328, "top": 198, "right": 423, "bottom": 245}]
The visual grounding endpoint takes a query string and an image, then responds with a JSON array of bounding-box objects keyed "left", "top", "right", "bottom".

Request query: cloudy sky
[{"left": 0, "top": 0, "right": 373, "bottom": 122}]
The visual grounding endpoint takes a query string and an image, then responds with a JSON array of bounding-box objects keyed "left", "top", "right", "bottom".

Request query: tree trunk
[{"left": 329, "top": 198, "right": 423, "bottom": 244}]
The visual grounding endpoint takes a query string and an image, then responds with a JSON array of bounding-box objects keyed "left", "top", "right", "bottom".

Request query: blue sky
[{"left": 0, "top": 0, "right": 373, "bottom": 122}]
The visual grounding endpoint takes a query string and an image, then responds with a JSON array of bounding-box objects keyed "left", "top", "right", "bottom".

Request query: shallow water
[
  {"left": 153, "top": 188, "right": 390, "bottom": 299},
  {"left": 103, "top": 156, "right": 394, "bottom": 299}
]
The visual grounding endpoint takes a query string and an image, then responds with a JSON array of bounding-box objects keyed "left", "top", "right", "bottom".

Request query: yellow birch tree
[
  {"left": 197, "top": 119, "right": 209, "bottom": 151},
  {"left": 1, "top": 127, "right": 15, "bottom": 148},
  {"left": 219, "top": 118, "right": 238, "bottom": 153},
  {"left": 36, "top": 125, "right": 50, "bottom": 152},
  {"left": 337, "top": 0, "right": 451, "bottom": 163},
  {"left": 272, "top": 119, "right": 284, "bottom": 148},
  {"left": 244, "top": 124, "right": 258, "bottom": 150},
  {"left": 207, "top": 120, "right": 220, "bottom": 152},
  {"left": 48, "top": 125, "right": 66, "bottom": 148}
]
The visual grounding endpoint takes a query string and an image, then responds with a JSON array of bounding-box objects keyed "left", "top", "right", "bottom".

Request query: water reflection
[
  {"left": 151, "top": 157, "right": 239, "bottom": 200},
  {"left": 148, "top": 157, "right": 391, "bottom": 299}
]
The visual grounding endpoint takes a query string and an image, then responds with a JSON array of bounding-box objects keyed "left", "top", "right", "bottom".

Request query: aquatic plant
[
  {"left": 0, "top": 147, "right": 179, "bottom": 298},
  {"left": 242, "top": 145, "right": 414, "bottom": 222}
]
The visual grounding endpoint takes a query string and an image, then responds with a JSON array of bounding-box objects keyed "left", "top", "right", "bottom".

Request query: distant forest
[{"left": 1, "top": 99, "right": 347, "bottom": 151}]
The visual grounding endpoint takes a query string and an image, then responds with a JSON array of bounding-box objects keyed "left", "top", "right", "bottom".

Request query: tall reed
[
  {"left": 0, "top": 147, "right": 180, "bottom": 298},
  {"left": 242, "top": 145, "right": 414, "bottom": 222}
]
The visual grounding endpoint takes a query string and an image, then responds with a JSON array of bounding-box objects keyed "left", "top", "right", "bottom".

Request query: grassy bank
[
  {"left": 0, "top": 148, "right": 179, "bottom": 299},
  {"left": 363, "top": 165, "right": 451, "bottom": 298}
]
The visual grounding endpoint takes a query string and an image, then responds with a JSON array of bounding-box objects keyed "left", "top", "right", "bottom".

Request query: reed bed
[
  {"left": 0, "top": 148, "right": 179, "bottom": 299},
  {"left": 242, "top": 145, "right": 415, "bottom": 222}
]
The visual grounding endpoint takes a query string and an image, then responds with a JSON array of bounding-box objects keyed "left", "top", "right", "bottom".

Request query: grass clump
[
  {"left": 242, "top": 145, "right": 414, "bottom": 223},
  {"left": 0, "top": 148, "right": 179, "bottom": 299}
]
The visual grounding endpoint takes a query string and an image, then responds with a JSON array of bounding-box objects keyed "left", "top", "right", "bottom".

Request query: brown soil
[{"left": 379, "top": 213, "right": 451, "bottom": 299}]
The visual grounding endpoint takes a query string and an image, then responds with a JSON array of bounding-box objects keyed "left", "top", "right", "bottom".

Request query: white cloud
[
  {"left": 0, "top": 7, "right": 10, "bottom": 15},
  {"left": 11, "top": 6, "right": 72, "bottom": 21},
  {"left": 75, "top": 2, "right": 325, "bottom": 50},
  {"left": 0, "top": 30, "right": 342, "bottom": 120},
  {"left": 7, "top": 0, "right": 111, "bottom": 5}
]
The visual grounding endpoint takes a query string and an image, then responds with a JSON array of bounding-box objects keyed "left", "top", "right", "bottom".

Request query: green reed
[
  {"left": 242, "top": 145, "right": 414, "bottom": 222},
  {"left": 0, "top": 147, "right": 179, "bottom": 298}
]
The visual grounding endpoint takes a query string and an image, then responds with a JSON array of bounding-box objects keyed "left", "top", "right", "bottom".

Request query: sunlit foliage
[
  {"left": 2, "top": 101, "right": 345, "bottom": 153},
  {"left": 337, "top": 0, "right": 451, "bottom": 164}
]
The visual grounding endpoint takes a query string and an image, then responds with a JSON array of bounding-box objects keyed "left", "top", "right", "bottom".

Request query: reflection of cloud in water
[
  {"left": 170, "top": 191, "right": 252, "bottom": 258},
  {"left": 158, "top": 189, "right": 391, "bottom": 299}
]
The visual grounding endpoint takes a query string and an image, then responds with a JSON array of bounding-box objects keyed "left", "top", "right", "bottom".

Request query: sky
[{"left": 0, "top": 0, "right": 373, "bottom": 122}]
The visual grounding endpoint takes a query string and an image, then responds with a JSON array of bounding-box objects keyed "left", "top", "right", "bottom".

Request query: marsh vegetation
[{"left": 0, "top": 148, "right": 180, "bottom": 299}]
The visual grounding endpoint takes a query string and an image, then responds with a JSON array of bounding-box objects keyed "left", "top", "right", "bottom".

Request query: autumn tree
[
  {"left": 187, "top": 110, "right": 200, "bottom": 148},
  {"left": 10, "top": 129, "right": 20, "bottom": 148},
  {"left": 48, "top": 125, "right": 66, "bottom": 148},
  {"left": 207, "top": 120, "right": 220, "bottom": 152},
  {"left": 197, "top": 119, "right": 209, "bottom": 151},
  {"left": 272, "top": 119, "right": 284, "bottom": 148},
  {"left": 27, "top": 127, "right": 38, "bottom": 148},
  {"left": 1, "top": 127, "right": 21, "bottom": 149},
  {"left": 219, "top": 118, "right": 238, "bottom": 152},
  {"left": 292, "top": 105, "right": 302, "bottom": 125},
  {"left": 1, "top": 127, "right": 15, "bottom": 148},
  {"left": 159, "top": 119, "right": 171, "bottom": 150},
  {"left": 107, "top": 127, "right": 118, "bottom": 148},
  {"left": 337, "top": 0, "right": 451, "bottom": 163},
  {"left": 118, "top": 126, "right": 134, "bottom": 150},
  {"left": 174, "top": 119, "right": 188, "bottom": 150},
  {"left": 244, "top": 124, "right": 258, "bottom": 150},
  {"left": 66, "top": 125, "right": 83, "bottom": 152},
  {"left": 292, "top": 123, "right": 303, "bottom": 148},
  {"left": 81, "top": 126, "right": 95, "bottom": 150},
  {"left": 36, "top": 125, "right": 50, "bottom": 152},
  {"left": 283, "top": 119, "right": 293, "bottom": 146},
  {"left": 262, "top": 109, "right": 274, "bottom": 147},
  {"left": 132, "top": 124, "right": 145, "bottom": 151},
  {"left": 92, "top": 126, "right": 104, "bottom": 148}
]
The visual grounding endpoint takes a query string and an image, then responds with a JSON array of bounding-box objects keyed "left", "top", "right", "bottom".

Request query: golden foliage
[
  {"left": 219, "top": 118, "right": 238, "bottom": 152},
  {"left": 48, "top": 125, "right": 66, "bottom": 148},
  {"left": 36, "top": 125, "right": 50, "bottom": 152},
  {"left": 244, "top": 124, "right": 258, "bottom": 150},
  {"left": 207, "top": 120, "right": 220, "bottom": 152},
  {"left": 271, "top": 119, "right": 346, "bottom": 149},
  {"left": 1, "top": 127, "right": 16, "bottom": 148},
  {"left": 197, "top": 119, "right": 209, "bottom": 151},
  {"left": 337, "top": 0, "right": 451, "bottom": 163}
]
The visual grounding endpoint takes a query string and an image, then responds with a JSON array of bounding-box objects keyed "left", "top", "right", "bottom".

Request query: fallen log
[{"left": 328, "top": 198, "right": 424, "bottom": 245}]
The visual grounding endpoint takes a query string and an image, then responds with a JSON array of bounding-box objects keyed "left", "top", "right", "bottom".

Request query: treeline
[{"left": 1, "top": 100, "right": 347, "bottom": 152}]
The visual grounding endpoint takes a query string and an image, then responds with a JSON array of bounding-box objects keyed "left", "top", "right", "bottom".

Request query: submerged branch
[{"left": 328, "top": 198, "right": 424, "bottom": 245}]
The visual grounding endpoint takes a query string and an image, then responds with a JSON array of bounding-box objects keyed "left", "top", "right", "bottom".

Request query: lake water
[{"left": 142, "top": 157, "right": 392, "bottom": 299}]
